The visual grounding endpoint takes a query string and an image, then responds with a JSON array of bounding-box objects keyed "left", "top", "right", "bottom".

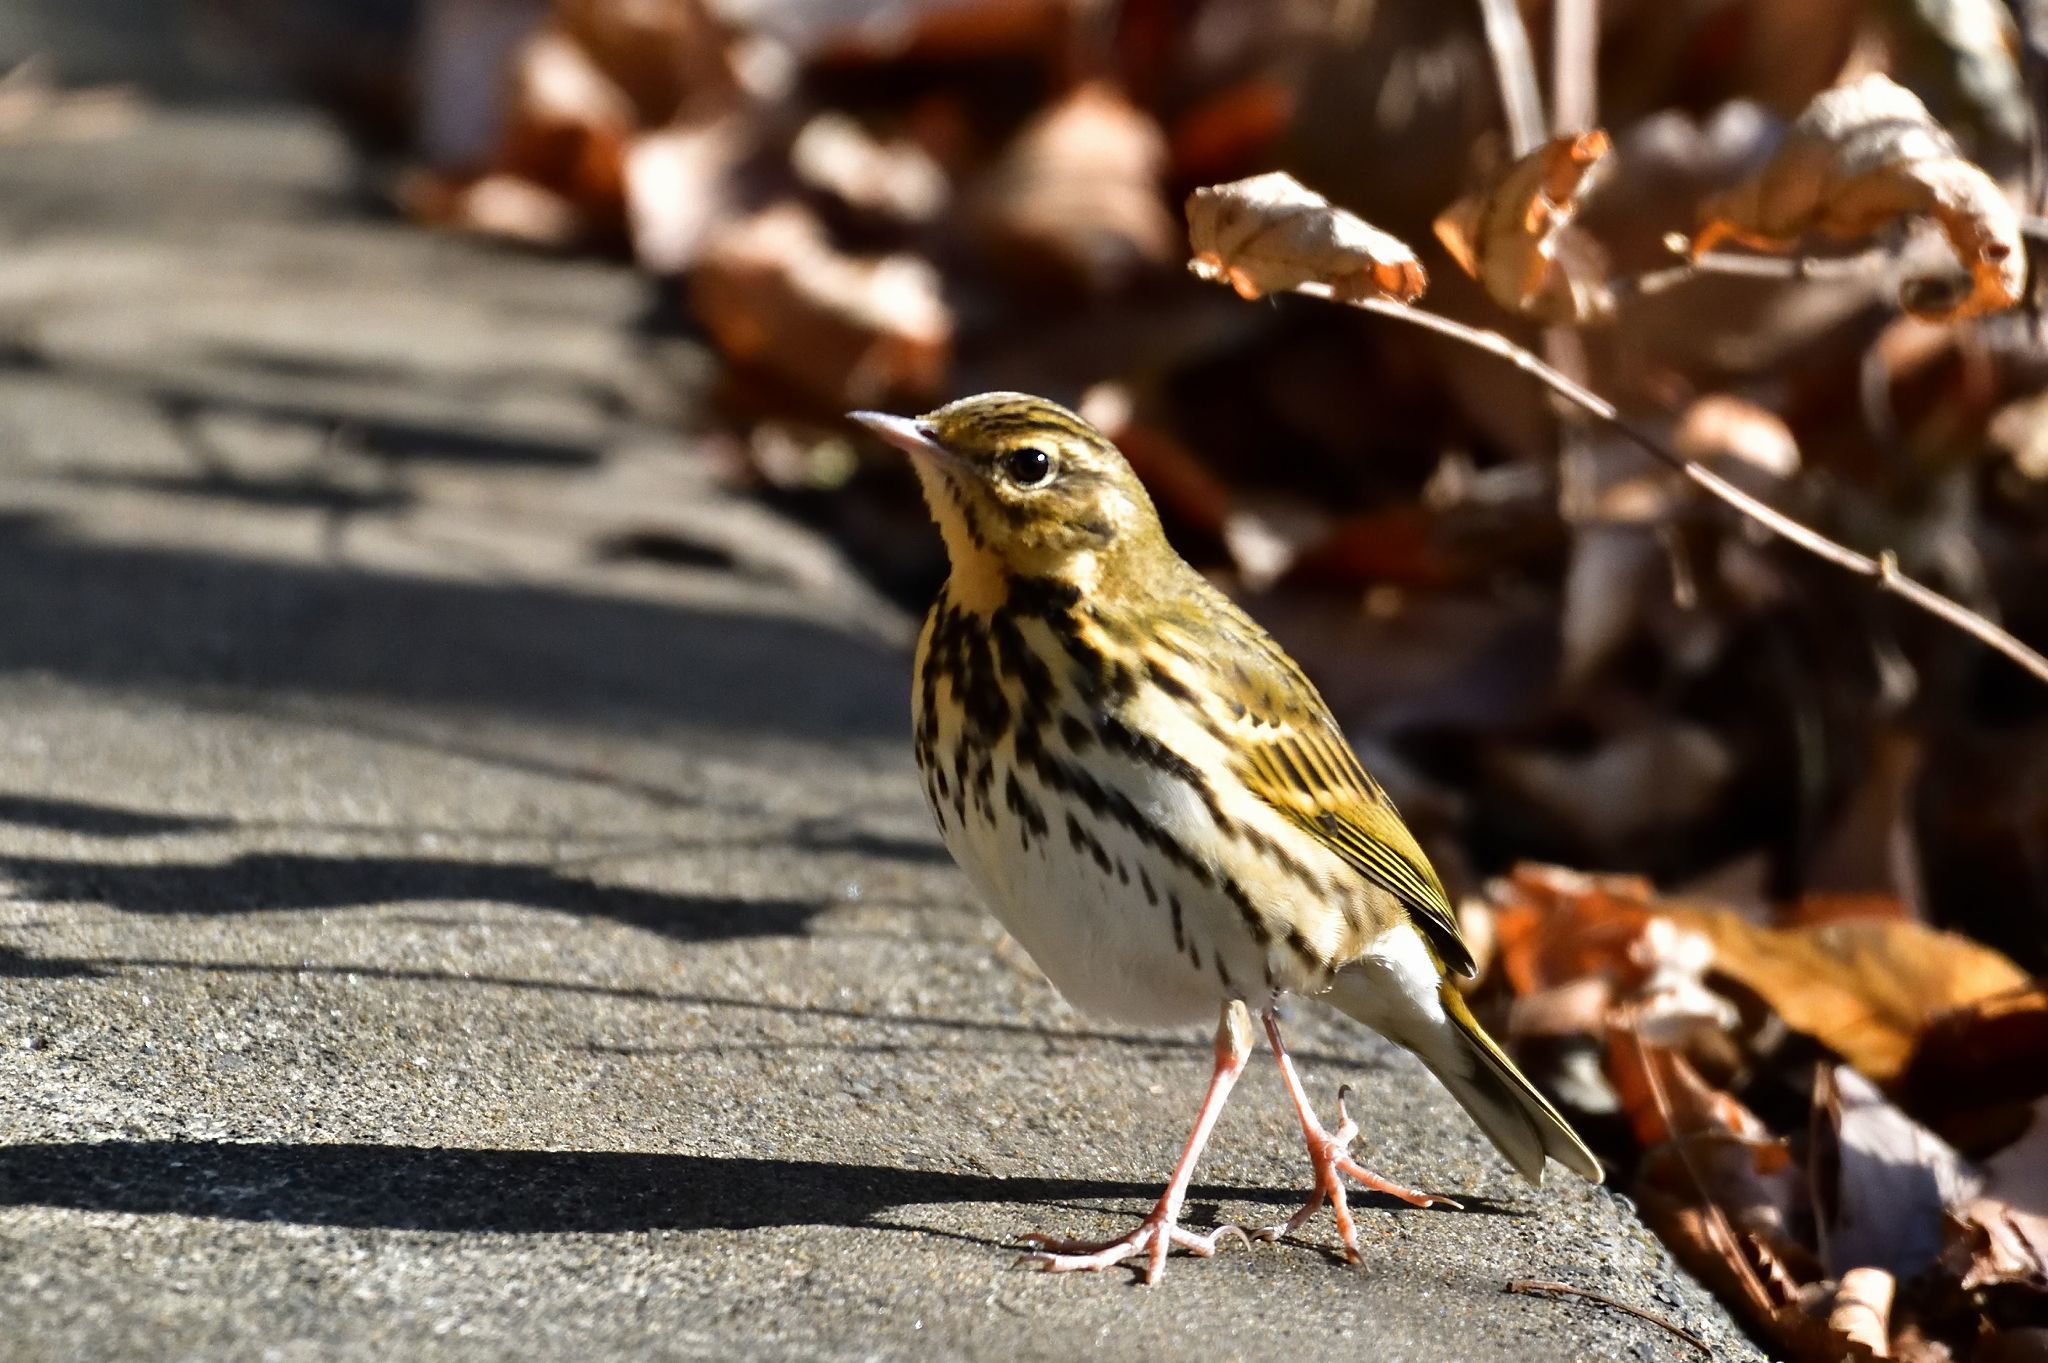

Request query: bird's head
[{"left": 850, "top": 392, "right": 1166, "bottom": 598}]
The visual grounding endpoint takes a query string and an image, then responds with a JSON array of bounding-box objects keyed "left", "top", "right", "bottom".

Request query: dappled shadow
[
  {"left": 0, "top": 853, "right": 824, "bottom": 943},
  {"left": 0, "top": 510, "right": 906, "bottom": 743},
  {"left": 0, "top": 1140, "right": 1514, "bottom": 1235}
]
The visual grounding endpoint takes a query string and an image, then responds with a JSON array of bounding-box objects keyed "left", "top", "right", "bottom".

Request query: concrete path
[{"left": 0, "top": 103, "right": 1760, "bottom": 1363}]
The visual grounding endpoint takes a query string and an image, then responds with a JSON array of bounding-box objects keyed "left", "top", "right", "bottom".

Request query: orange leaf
[
  {"left": 1432, "top": 131, "right": 1613, "bottom": 323},
  {"left": 1666, "top": 909, "right": 2031, "bottom": 1083}
]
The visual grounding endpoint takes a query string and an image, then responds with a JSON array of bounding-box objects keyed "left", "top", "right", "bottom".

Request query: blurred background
[
  {"left": 16, "top": 0, "right": 2035, "bottom": 961},
  {"left": 3, "top": 0, "right": 2046, "bottom": 1354}
]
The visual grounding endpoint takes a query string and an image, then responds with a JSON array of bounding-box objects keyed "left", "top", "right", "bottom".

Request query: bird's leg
[
  {"left": 1016, "top": 1001, "right": 1256, "bottom": 1284},
  {"left": 1252, "top": 1008, "right": 1460, "bottom": 1263}
]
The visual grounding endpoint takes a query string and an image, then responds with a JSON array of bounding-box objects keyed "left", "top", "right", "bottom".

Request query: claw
[
  {"left": 1262, "top": 1012, "right": 1459, "bottom": 1265},
  {"left": 1013, "top": 1212, "right": 1255, "bottom": 1282}
]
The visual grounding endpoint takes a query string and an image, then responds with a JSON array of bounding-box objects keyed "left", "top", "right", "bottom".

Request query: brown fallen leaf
[
  {"left": 1488, "top": 866, "right": 1734, "bottom": 1049},
  {"left": 688, "top": 202, "right": 951, "bottom": 407},
  {"left": 1822, "top": 1267, "right": 1896, "bottom": 1360},
  {"left": 1689, "top": 73, "right": 2025, "bottom": 322},
  {"left": 1186, "top": 171, "right": 1427, "bottom": 304},
  {"left": 555, "top": 0, "right": 737, "bottom": 127},
  {"left": 1433, "top": 131, "right": 1614, "bottom": 324},
  {"left": 1665, "top": 910, "right": 2031, "bottom": 1083},
  {"left": 1625, "top": 1037, "right": 1813, "bottom": 1332},
  {"left": 1902, "top": 984, "right": 2048, "bottom": 1127},
  {"left": 1945, "top": 1096, "right": 2048, "bottom": 1291},
  {"left": 406, "top": 26, "right": 632, "bottom": 248},
  {"left": 791, "top": 112, "right": 949, "bottom": 226},
  {"left": 971, "top": 82, "right": 1177, "bottom": 294},
  {"left": 1672, "top": 394, "right": 1801, "bottom": 482}
]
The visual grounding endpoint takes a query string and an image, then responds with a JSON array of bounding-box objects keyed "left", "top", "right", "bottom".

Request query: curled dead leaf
[
  {"left": 1944, "top": 1097, "right": 2048, "bottom": 1291},
  {"left": 1186, "top": 171, "right": 1426, "bottom": 304},
  {"left": 1689, "top": 74, "right": 2025, "bottom": 322},
  {"left": 689, "top": 202, "right": 950, "bottom": 406},
  {"left": 1433, "top": 131, "right": 1614, "bottom": 324},
  {"left": 1823, "top": 1267, "right": 1896, "bottom": 1360}
]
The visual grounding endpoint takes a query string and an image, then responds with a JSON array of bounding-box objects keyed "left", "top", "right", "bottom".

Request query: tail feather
[
  {"left": 1428, "top": 984, "right": 1600, "bottom": 1183},
  {"left": 1335, "top": 965, "right": 1601, "bottom": 1184}
]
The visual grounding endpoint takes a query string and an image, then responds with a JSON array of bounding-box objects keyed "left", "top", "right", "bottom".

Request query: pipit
[{"left": 850, "top": 393, "right": 1599, "bottom": 1282}]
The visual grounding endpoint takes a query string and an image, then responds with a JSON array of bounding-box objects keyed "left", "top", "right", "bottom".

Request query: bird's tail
[{"left": 1336, "top": 974, "right": 1601, "bottom": 1185}]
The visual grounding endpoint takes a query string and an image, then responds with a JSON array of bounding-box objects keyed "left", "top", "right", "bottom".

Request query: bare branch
[
  {"left": 1287, "top": 283, "right": 2048, "bottom": 686},
  {"left": 1614, "top": 244, "right": 1897, "bottom": 300}
]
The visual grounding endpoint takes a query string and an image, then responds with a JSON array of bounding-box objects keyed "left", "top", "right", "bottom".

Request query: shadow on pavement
[
  {"left": 0, "top": 511, "right": 906, "bottom": 744},
  {"left": 0, "top": 1139, "right": 1490, "bottom": 1235},
  {"left": 0, "top": 853, "right": 827, "bottom": 942}
]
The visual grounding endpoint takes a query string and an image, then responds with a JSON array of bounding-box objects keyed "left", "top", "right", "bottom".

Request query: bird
[{"left": 848, "top": 392, "right": 1599, "bottom": 1282}]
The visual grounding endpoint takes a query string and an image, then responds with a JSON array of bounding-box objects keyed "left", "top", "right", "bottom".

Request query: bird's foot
[
  {"left": 1016, "top": 1206, "right": 1253, "bottom": 1283},
  {"left": 1253, "top": 1085, "right": 1460, "bottom": 1262}
]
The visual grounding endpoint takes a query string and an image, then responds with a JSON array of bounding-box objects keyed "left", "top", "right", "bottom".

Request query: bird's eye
[{"left": 1004, "top": 446, "right": 1054, "bottom": 487}]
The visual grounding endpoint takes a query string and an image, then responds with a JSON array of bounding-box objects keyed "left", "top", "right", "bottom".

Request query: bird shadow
[{"left": 0, "top": 1140, "right": 1507, "bottom": 1242}]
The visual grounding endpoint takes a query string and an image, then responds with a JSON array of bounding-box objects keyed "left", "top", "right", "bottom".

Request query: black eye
[{"left": 1004, "top": 446, "right": 1053, "bottom": 487}]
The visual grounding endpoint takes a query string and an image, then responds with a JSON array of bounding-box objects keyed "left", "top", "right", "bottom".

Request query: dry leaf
[
  {"left": 689, "top": 202, "right": 951, "bottom": 406},
  {"left": 1666, "top": 910, "right": 2031, "bottom": 1083},
  {"left": 1433, "top": 131, "right": 1614, "bottom": 324},
  {"left": 1488, "top": 865, "right": 1735, "bottom": 1047},
  {"left": 1689, "top": 74, "right": 2025, "bottom": 322},
  {"left": 1186, "top": 171, "right": 1426, "bottom": 304},
  {"left": 1812, "top": 1065, "right": 1981, "bottom": 1279},
  {"left": 791, "top": 112, "right": 948, "bottom": 225},
  {"left": 1625, "top": 1039, "right": 1812, "bottom": 1332},
  {"left": 555, "top": 0, "right": 737, "bottom": 127},
  {"left": 1673, "top": 394, "right": 1801, "bottom": 481},
  {"left": 1945, "top": 1097, "right": 2048, "bottom": 1290},
  {"left": 971, "top": 83, "right": 1176, "bottom": 293},
  {"left": 1824, "top": 1267, "right": 1896, "bottom": 1359},
  {"left": 623, "top": 115, "right": 750, "bottom": 272},
  {"left": 1903, "top": 984, "right": 2048, "bottom": 1122}
]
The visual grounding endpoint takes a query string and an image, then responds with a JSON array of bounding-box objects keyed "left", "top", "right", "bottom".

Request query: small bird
[{"left": 850, "top": 393, "right": 1598, "bottom": 1282}]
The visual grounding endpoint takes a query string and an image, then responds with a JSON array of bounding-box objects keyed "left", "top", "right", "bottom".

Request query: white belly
[
  {"left": 936, "top": 759, "right": 1232, "bottom": 1024},
  {"left": 912, "top": 595, "right": 1323, "bottom": 1024}
]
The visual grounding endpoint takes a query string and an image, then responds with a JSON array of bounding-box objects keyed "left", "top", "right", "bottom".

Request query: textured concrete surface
[{"left": 0, "top": 100, "right": 1761, "bottom": 1363}]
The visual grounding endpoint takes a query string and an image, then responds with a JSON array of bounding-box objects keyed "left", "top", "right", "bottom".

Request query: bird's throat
[{"left": 912, "top": 458, "right": 1010, "bottom": 612}]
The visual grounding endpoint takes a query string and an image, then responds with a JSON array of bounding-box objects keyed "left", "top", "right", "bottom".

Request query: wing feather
[{"left": 1168, "top": 613, "right": 1473, "bottom": 978}]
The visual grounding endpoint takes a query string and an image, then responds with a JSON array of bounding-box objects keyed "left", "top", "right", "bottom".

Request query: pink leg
[
  {"left": 1017, "top": 1002, "right": 1257, "bottom": 1284},
  {"left": 1255, "top": 1009, "right": 1459, "bottom": 1263}
]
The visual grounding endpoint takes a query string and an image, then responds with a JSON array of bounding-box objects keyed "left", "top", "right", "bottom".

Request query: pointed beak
[{"left": 848, "top": 410, "right": 948, "bottom": 463}]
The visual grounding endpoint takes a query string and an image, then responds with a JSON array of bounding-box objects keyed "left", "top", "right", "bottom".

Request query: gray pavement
[{"left": 0, "top": 104, "right": 1761, "bottom": 1362}]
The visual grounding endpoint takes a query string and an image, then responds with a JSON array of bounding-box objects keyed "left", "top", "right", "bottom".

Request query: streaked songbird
[{"left": 850, "top": 392, "right": 1598, "bottom": 1282}]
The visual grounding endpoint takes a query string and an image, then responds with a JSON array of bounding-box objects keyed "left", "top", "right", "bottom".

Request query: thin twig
[
  {"left": 1474, "top": 0, "right": 1546, "bottom": 156},
  {"left": 1286, "top": 285, "right": 2048, "bottom": 685},
  {"left": 1507, "top": 1279, "right": 1712, "bottom": 1356},
  {"left": 1624, "top": 1018, "right": 1775, "bottom": 1324},
  {"left": 1615, "top": 246, "right": 1896, "bottom": 300}
]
